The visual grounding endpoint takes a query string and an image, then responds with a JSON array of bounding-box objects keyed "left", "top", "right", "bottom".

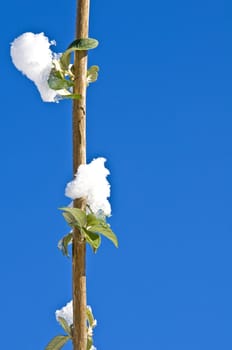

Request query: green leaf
[
  {"left": 59, "top": 55, "right": 70, "bottom": 70},
  {"left": 86, "top": 306, "right": 95, "bottom": 328},
  {"left": 60, "top": 207, "right": 87, "bottom": 228},
  {"left": 67, "top": 38, "right": 99, "bottom": 51},
  {"left": 62, "top": 212, "right": 75, "bottom": 226},
  {"left": 87, "top": 65, "right": 99, "bottom": 85},
  {"left": 58, "top": 232, "right": 73, "bottom": 257},
  {"left": 61, "top": 93, "right": 81, "bottom": 100},
  {"left": 48, "top": 69, "right": 74, "bottom": 90},
  {"left": 88, "top": 221, "right": 118, "bottom": 248},
  {"left": 84, "top": 228, "right": 101, "bottom": 252},
  {"left": 60, "top": 38, "right": 99, "bottom": 69},
  {"left": 87, "top": 214, "right": 100, "bottom": 227},
  {"left": 87, "top": 336, "right": 93, "bottom": 350},
  {"left": 57, "top": 317, "right": 72, "bottom": 336},
  {"left": 45, "top": 335, "right": 70, "bottom": 350}
]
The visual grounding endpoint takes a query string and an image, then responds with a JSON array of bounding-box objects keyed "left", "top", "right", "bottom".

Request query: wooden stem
[{"left": 72, "top": 0, "right": 90, "bottom": 349}]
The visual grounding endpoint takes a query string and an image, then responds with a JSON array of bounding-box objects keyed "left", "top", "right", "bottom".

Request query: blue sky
[{"left": 1, "top": 0, "right": 232, "bottom": 349}]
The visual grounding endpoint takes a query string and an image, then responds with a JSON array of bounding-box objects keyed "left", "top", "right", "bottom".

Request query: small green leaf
[
  {"left": 87, "top": 214, "right": 100, "bottom": 227},
  {"left": 60, "top": 207, "right": 87, "bottom": 228},
  {"left": 67, "top": 38, "right": 99, "bottom": 51},
  {"left": 60, "top": 38, "right": 99, "bottom": 70},
  {"left": 89, "top": 221, "right": 118, "bottom": 248},
  {"left": 62, "top": 212, "right": 75, "bottom": 226},
  {"left": 48, "top": 70, "right": 74, "bottom": 90},
  {"left": 86, "top": 306, "right": 95, "bottom": 328},
  {"left": 57, "top": 317, "right": 72, "bottom": 336},
  {"left": 87, "top": 65, "right": 99, "bottom": 85},
  {"left": 45, "top": 335, "right": 70, "bottom": 350},
  {"left": 87, "top": 337, "right": 93, "bottom": 350},
  {"left": 58, "top": 232, "right": 73, "bottom": 257},
  {"left": 84, "top": 229, "right": 101, "bottom": 252},
  {"left": 61, "top": 93, "right": 81, "bottom": 100},
  {"left": 59, "top": 56, "right": 70, "bottom": 70}
]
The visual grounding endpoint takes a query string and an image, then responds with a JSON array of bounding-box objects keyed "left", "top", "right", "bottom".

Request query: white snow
[
  {"left": 55, "top": 300, "right": 73, "bottom": 326},
  {"left": 65, "top": 158, "right": 111, "bottom": 216},
  {"left": 10, "top": 32, "right": 65, "bottom": 102},
  {"left": 55, "top": 301, "right": 97, "bottom": 344}
]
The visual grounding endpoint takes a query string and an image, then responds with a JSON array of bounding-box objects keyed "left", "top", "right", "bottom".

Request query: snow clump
[
  {"left": 55, "top": 300, "right": 73, "bottom": 326},
  {"left": 10, "top": 32, "right": 65, "bottom": 102},
  {"left": 65, "top": 157, "right": 111, "bottom": 216},
  {"left": 55, "top": 301, "right": 97, "bottom": 338}
]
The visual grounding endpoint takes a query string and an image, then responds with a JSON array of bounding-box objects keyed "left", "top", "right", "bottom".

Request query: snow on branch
[
  {"left": 55, "top": 301, "right": 97, "bottom": 350},
  {"left": 56, "top": 300, "right": 73, "bottom": 327},
  {"left": 65, "top": 158, "right": 111, "bottom": 216},
  {"left": 11, "top": 32, "right": 99, "bottom": 103},
  {"left": 10, "top": 32, "right": 66, "bottom": 102}
]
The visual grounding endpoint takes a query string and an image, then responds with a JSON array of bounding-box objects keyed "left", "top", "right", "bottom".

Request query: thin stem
[{"left": 72, "top": 0, "right": 90, "bottom": 349}]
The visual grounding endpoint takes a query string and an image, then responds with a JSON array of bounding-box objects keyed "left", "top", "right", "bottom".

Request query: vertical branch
[{"left": 72, "top": 0, "right": 90, "bottom": 349}]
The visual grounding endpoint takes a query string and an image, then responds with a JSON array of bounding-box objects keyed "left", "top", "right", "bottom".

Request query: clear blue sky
[{"left": 1, "top": 0, "right": 232, "bottom": 349}]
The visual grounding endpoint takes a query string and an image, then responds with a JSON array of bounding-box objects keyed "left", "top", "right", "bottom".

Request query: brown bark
[{"left": 72, "top": 0, "right": 90, "bottom": 349}]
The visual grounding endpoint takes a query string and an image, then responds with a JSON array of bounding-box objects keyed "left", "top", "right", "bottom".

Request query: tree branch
[{"left": 72, "top": 0, "right": 90, "bottom": 349}]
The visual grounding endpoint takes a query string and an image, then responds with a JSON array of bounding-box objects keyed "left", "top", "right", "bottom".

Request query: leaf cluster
[
  {"left": 45, "top": 307, "right": 97, "bottom": 350},
  {"left": 58, "top": 207, "right": 118, "bottom": 255},
  {"left": 47, "top": 38, "right": 99, "bottom": 99}
]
